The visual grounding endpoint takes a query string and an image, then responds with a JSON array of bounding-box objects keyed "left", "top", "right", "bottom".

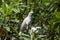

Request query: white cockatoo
[
  {"left": 21, "top": 10, "right": 33, "bottom": 29},
  {"left": 19, "top": 10, "right": 33, "bottom": 35}
]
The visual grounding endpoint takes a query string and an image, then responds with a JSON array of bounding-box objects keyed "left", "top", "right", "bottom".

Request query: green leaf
[
  {"left": 1, "top": 3, "right": 8, "bottom": 14},
  {"left": 4, "top": 26, "right": 10, "bottom": 31},
  {"left": 54, "top": 12, "right": 60, "bottom": 18}
]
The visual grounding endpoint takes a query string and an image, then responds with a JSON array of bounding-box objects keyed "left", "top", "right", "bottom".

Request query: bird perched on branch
[{"left": 19, "top": 10, "right": 33, "bottom": 35}]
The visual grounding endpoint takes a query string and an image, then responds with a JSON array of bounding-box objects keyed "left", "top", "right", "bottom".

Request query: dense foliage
[{"left": 0, "top": 0, "right": 60, "bottom": 40}]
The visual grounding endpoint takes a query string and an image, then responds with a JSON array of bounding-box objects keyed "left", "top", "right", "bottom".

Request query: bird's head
[{"left": 28, "top": 10, "right": 34, "bottom": 17}]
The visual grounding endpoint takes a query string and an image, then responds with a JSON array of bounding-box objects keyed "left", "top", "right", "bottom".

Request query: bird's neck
[
  {"left": 27, "top": 15, "right": 32, "bottom": 18},
  {"left": 28, "top": 13, "right": 32, "bottom": 17}
]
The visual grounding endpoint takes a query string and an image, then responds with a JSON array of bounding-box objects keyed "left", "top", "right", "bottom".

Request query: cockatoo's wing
[
  {"left": 21, "top": 20, "right": 26, "bottom": 29},
  {"left": 20, "top": 17, "right": 31, "bottom": 29},
  {"left": 25, "top": 17, "right": 31, "bottom": 25}
]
